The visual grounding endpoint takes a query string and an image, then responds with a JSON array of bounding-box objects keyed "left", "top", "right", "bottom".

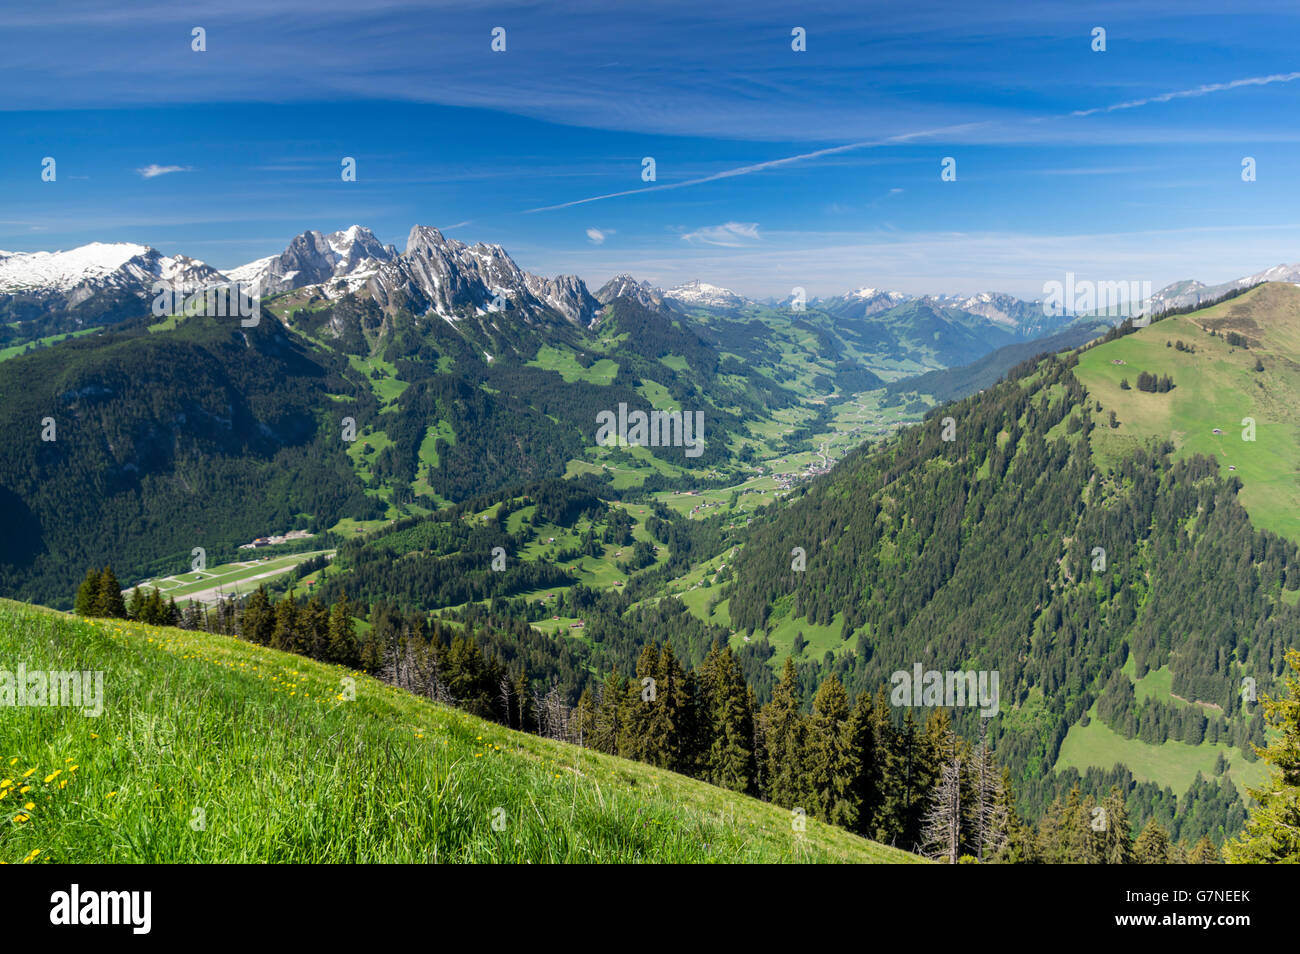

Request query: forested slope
[{"left": 724, "top": 349, "right": 1299, "bottom": 821}]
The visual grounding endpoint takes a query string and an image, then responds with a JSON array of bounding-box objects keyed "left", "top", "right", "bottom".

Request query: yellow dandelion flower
[
  {"left": 24, "top": 802, "right": 34, "bottom": 810},
  {"left": 14, "top": 813, "right": 29, "bottom": 823},
  {"left": 21, "top": 768, "right": 36, "bottom": 778},
  {"left": 43, "top": 771, "right": 60, "bottom": 783},
  {"left": 19, "top": 786, "right": 30, "bottom": 794},
  {"left": 106, "top": 791, "right": 117, "bottom": 798}
]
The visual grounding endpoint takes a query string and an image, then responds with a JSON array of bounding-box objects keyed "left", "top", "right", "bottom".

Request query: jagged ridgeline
[{"left": 724, "top": 352, "right": 1299, "bottom": 793}]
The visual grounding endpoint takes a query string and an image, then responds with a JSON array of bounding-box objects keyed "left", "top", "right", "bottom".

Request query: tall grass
[{"left": 0, "top": 600, "right": 920, "bottom": 864}]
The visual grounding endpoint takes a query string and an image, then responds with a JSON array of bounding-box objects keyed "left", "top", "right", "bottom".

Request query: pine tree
[
  {"left": 126, "top": 586, "right": 145, "bottom": 621},
  {"left": 993, "top": 768, "right": 1038, "bottom": 863},
  {"left": 327, "top": 594, "right": 358, "bottom": 666},
  {"left": 589, "top": 672, "right": 621, "bottom": 752},
  {"left": 842, "top": 689, "right": 881, "bottom": 837},
  {"left": 1189, "top": 835, "right": 1221, "bottom": 864},
  {"left": 619, "top": 644, "right": 660, "bottom": 763},
  {"left": 271, "top": 592, "right": 298, "bottom": 652},
  {"left": 1074, "top": 793, "right": 1106, "bottom": 864},
  {"left": 1099, "top": 786, "right": 1134, "bottom": 864},
  {"left": 679, "top": 667, "right": 704, "bottom": 775},
  {"left": 1055, "top": 788, "right": 1102, "bottom": 863},
  {"left": 878, "top": 708, "right": 922, "bottom": 847},
  {"left": 358, "top": 622, "right": 383, "bottom": 674},
  {"left": 1035, "top": 796, "right": 1069, "bottom": 863},
  {"left": 700, "top": 646, "right": 757, "bottom": 794},
  {"left": 759, "top": 657, "right": 807, "bottom": 810},
  {"left": 302, "top": 597, "right": 329, "bottom": 660},
  {"left": 142, "top": 587, "right": 164, "bottom": 625},
  {"left": 648, "top": 642, "right": 692, "bottom": 773},
  {"left": 74, "top": 568, "right": 101, "bottom": 617},
  {"left": 1134, "top": 817, "right": 1172, "bottom": 863},
  {"left": 1226, "top": 649, "right": 1300, "bottom": 863},
  {"left": 805, "top": 674, "right": 857, "bottom": 828},
  {"left": 91, "top": 567, "right": 127, "bottom": 619},
  {"left": 241, "top": 586, "right": 274, "bottom": 645}
]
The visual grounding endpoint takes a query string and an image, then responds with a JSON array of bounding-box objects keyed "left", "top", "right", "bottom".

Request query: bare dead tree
[
  {"left": 921, "top": 756, "right": 963, "bottom": 864},
  {"left": 535, "top": 682, "right": 570, "bottom": 741},
  {"left": 379, "top": 635, "right": 405, "bottom": 689},
  {"left": 969, "top": 720, "right": 1009, "bottom": 862},
  {"left": 417, "top": 648, "right": 454, "bottom": 707},
  {"left": 499, "top": 675, "right": 514, "bottom": 729}
]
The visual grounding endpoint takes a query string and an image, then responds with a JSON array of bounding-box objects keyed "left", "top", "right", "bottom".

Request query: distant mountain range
[
  {"left": 1140, "top": 262, "right": 1300, "bottom": 314},
  {"left": 4, "top": 223, "right": 1298, "bottom": 346}
]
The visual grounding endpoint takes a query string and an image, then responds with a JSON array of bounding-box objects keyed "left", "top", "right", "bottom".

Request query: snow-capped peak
[
  {"left": 226, "top": 226, "right": 398, "bottom": 297},
  {"left": 665, "top": 279, "right": 745, "bottom": 308},
  {"left": 0, "top": 242, "right": 227, "bottom": 300},
  {"left": 850, "top": 287, "right": 907, "bottom": 301},
  {"left": 0, "top": 242, "right": 151, "bottom": 292}
]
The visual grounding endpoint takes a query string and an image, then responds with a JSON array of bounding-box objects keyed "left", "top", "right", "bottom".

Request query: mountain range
[
  {"left": 6, "top": 224, "right": 1296, "bottom": 360},
  {"left": 0, "top": 226, "right": 1157, "bottom": 329}
]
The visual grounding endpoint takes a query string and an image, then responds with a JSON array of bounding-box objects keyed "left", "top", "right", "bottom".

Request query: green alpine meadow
[{"left": 0, "top": 599, "right": 918, "bottom": 864}]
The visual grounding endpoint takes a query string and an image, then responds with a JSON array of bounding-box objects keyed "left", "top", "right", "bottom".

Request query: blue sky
[{"left": 2, "top": 0, "right": 1300, "bottom": 298}]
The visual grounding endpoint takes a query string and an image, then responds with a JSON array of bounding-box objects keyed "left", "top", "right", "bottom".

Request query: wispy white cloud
[
  {"left": 1070, "top": 72, "right": 1300, "bottom": 117},
  {"left": 524, "top": 122, "right": 986, "bottom": 213},
  {"left": 136, "top": 164, "right": 192, "bottom": 179},
  {"left": 682, "top": 222, "right": 761, "bottom": 247},
  {"left": 586, "top": 227, "right": 612, "bottom": 244}
]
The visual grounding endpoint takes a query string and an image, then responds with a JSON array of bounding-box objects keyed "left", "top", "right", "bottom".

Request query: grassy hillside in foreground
[
  {"left": 1075, "top": 282, "right": 1300, "bottom": 544},
  {"left": 0, "top": 600, "right": 920, "bottom": 864}
]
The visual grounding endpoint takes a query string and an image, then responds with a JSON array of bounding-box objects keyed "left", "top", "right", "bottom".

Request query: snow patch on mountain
[
  {"left": 0, "top": 243, "right": 211, "bottom": 293},
  {"left": 1145, "top": 263, "right": 1300, "bottom": 314},
  {"left": 665, "top": 279, "right": 746, "bottom": 308}
]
